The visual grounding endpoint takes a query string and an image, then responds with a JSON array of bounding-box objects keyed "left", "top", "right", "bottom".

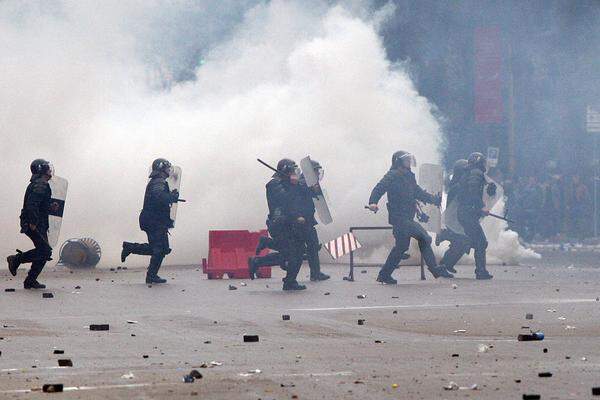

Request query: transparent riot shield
[
  {"left": 442, "top": 197, "right": 465, "bottom": 235},
  {"left": 418, "top": 163, "right": 443, "bottom": 233},
  {"left": 48, "top": 176, "right": 68, "bottom": 248},
  {"left": 300, "top": 156, "right": 333, "bottom": 225},
  {"left": 166, "top": 166, "right": 182, "bottom": 226}
]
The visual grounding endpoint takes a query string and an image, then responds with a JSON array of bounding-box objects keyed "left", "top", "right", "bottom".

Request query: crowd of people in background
[{"left": 497, "top": 171, "right": 595, "bottom": 243}]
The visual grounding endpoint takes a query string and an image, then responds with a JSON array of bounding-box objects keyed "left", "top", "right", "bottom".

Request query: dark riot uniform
[
  {"left": 437, "top": 161, "right": 472, "bottom": 273},
  {"left": 251, "top": 174, "right": 306, "bottom": 289},
  {"left": 122, "top": 172, "right": 178, "bottom": 283},
  {"left": 456, "top": 166, "right": 492, "bottom": 278},
  {"left": 369, "top": 167, "right": 448, "bottom": 281},
  {"left": 12, "top": 174, "right": 53, "bottom": 286}
]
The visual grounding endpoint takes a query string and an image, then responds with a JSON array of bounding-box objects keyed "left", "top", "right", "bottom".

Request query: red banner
[{"left": 474, "top": 27, "right": 503, "bottom": 124}]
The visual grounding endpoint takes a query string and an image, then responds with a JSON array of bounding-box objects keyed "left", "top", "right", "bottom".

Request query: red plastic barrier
[{"left": 202, "top": 230, "right": 271, "bottom": 279}]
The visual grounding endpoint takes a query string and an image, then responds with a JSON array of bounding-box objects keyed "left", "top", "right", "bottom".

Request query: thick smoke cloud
[{"left": 0, "top": 0, "right": 532, "bottom": 267}]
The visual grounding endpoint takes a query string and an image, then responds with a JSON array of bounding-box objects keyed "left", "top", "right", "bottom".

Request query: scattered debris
[
  {"left": 142, "top": 355, "right": 149, "bottom": 359},
  {"left": 324, "top": 292, "right": 330, "bottom": 296},
  {"left": 453, "top": 329, "right": 467, "bottom": 334},
  {"left": 239, "top": 369, "right": 262, "bottom": 377},
  {"left": 538, "top": 372, "right": 552, "bottom": 378},
  {"left": 228, "top": 285, "right": 237, "bottom": 290},
  {"left": 546, "top": 308, "right": 557, "bottom": 313},
  {"left": 53, "top": 350, "right": 64, "bottom": 355},
  {"left": 374, "top": 340, "right": 385, "bottom": 344},
  {"left": 357, "top": 319, "right": 365, "bottom": 325},
  {"left": 518, "top": 332, "right": 544, "bottom": 341},
  {"left": 582, "top": 357, "right": 588, "bottom": 361},
  {"left": 42, "top": 292, "right": 54, "bottom": 299},
  {"left": 121, "top": 372, "right": 135, "bottom": 379},
  {"left": 126, "top": 320, "right": 138, "bottom": 324},
  {"left": 244, "top": 335, "right": 259, "bottom": 343},
  {"left": 444, "top": 382, "right": 478, "bottom": 391},
  {"left": 592, "top": 387, "right": 600, "bottom": 396},
  {"left": 57, "top": 359, "right": 73, "bottom": 367},
  {"left": 240, "top": 282, "right": 247, "bottom": 286},
  {"left": 42, "top": 384, "right": 64, "bottom": 393},
  {"left": 357, "top": 294, "right": 366, "bottom": 299},
  {"left": 5, "top": 288, "right": 15, "bottom": 292},
  {"left": 444, "top": 382, "right": 459, "bottom": 390},
  {"left": 90, "top": 324, "right": 109, "bottom": 331},
  {"left": 452, "top": 284, "right": 458, "bottom": 289},
  {"left": 393, "top": 310, "right": 398, "bottom": 314},
  {"left": 282, "top": 315, "right": 290, "bottom": 321},
  {"left": 543, "top": 348, "right": 548, "bottom": 353},
  {"left": 558, "top": 316, "right": 566, "bottom": 320},
  {"left": 203, "top": 340, "right": 211, "bottom": 344},
  {"left": 182, "top": 374, "right": 195, "bottom": 383},
  {"left": 478, "top": 344, "right": 490, "bottom": 353},
  {"left": 210, "top": 361, "right": 222, "bottom": 367},
  {"left": 392, "top": 383, "right": 398, "bottom": 389},
  {"left": 361, "top": 270, "right": 367, "bottom": 274},
  {"left": 189, "top": 370, "right": 203, "bottom": 379},
  {"left": 565, "top": 325, "right": 576, "bottom": 330},
  {"left": 525, "top": 313, "right": 533, "bottom": 320},
  {"left": 522, "top": 394, "right": 541, "bottom": 400},
  {"left": 451, "top": 354, "right": 459, "bottom": 358}
]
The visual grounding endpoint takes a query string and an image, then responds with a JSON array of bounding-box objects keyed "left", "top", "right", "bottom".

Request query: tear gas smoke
[{"left": 0, "top": 0, "right": 535, "bottom": 267}]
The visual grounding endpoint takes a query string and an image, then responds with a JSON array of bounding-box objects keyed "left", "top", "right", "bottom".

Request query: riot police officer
[
  {"left": 121, "top": 158, "right": 180, "bottom": 284},
  {"left": 457, "top": 152, "right": 493, "bottom": 279},
  {"left": 249, "top": 159, "right": 307, "bottom": 290},
  {"left": 368, "top": 151, "right": 453, "bottom": 284},
  {"left": 436, "top": 159, "right": 472, "bottom": 273},
  {"left": 6, "top": 159, "right": 56, "bottom": 289}
]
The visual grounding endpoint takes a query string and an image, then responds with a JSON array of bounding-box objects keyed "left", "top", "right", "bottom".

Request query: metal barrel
[{"left": 58, "top": 238, "right": 102, "bottom": 268}]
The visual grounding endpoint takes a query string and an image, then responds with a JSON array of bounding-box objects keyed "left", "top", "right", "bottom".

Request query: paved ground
[{"left": 1, "top": 250, "right": 600, "bottom": 399}]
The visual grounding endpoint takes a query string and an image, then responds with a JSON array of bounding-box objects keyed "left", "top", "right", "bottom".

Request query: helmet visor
[{"left": 399, "top": 153, "right": 417, "bottom": 168}]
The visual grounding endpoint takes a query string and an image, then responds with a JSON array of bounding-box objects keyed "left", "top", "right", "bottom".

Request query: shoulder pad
[{"left": 31, "top": 180, "right": 49, "bottom": 194}]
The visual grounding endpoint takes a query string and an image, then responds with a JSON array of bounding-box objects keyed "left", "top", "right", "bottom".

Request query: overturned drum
[{"left": 58, "top": 238, "right": 102, "bottom": 268}]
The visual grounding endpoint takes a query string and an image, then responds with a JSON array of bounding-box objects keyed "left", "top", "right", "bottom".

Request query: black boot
[
  {"left": 310, "top": 272, "right": 330, "bottom": 281},
  {"left": 146, "top": 275, "right": 167, "bottom": 284},
  {"left": 440, "top": 263, "right": 457, "bottom": 274},
  {"left": 429, "top": 266, "right": 454, "bottom": 279},
  {"left": 255, "top": 236, "right": 271, "bottom": 255},
  {"left": 146, "top": 253, "right": 165, "bottom": 284},
  {"left": 248, "top": 257, "right": 258, "bottom": 280},
  {"left": 7, "top": 251, "right": 21, "bottom": 276},
  {"left": 121, "top": 242, "right": 133, "bottom": 263},
  {"left": 24, "top": 280, "right": 46, "bottom": 289},
  {"left": 475, "top": 270, "right": 493, "bottom": 280},
  {"left": 282, "top": 280, "right": 307, "bottom": 291},
  {"left": 376, "top": 271, "right": 397, "bottom": 285},
  {"left": 474, "top": 248, "right": 491, "bottom": 280}
]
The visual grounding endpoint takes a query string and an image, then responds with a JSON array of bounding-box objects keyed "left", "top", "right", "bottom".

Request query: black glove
[
  {"left": 170, "top": 189, "right": 180, "bottom": 203},
  {"left": 487, "top": 182, "right": 497, "bottom": 197}
]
